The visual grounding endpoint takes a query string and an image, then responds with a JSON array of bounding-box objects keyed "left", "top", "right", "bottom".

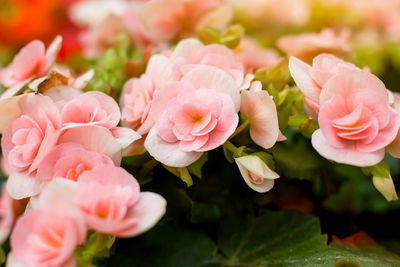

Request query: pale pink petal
[
  {"left": 41, "top": 36, "right": 62, "bottom": 74},
  {"left": 181, "top": 65, "right": 241, "bottom": 111},
  {"left": 0, "top": 95, "right": 25, "bottom": 133},
  {"left": 311, "top": 130, "right": 385, "bottom": 166},
  {"left": 111, "top": 127, "right": 142, "bottom": 149},
  {"left": 59, "top": 126, "right": 122, "bottom": 165},
  {"left": 6, "top": 172, "right": 42, "bottom": 200},
  {"left": 320, "top": 72, "right": 388, "bottom": 105},
  {"left": 146, "top": 54, "right": 174, "bottom": 88},
  {"left": 144, "top": 127, "right": 202, "bottom": 167},
  {"left": 117, "top": 192, "right": 166, "bottom": 237},
  {"left": 70, "top": 69, "right": 94, "bottom": 90},
  {"left": 44, "top": 85, "right": 83, "bottom": 103},
  {"left": 240, "top": 90, "right": 279, "bottom": 149},
  {"left": 0, "top": 78, "right": 33, "bottom": 100},
  {"left": 170, "top": 38, "right": 205, "bottom": 64},
  {"left": 10, "top": 41, "right": 45, "bottom": 79},
  {"left": 288, "top": 56, "right": 321, "bottom": 103}
]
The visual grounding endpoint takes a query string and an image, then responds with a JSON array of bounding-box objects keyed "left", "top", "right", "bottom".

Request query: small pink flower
[
  {"left": 277, "top": 29, "right": 351, "bottom": 60},
  {"left": 289, "top": 53, "right": 368, "bottom": 116},
  {"left": 1, "top": 94, "right": 61, "bottom": 174},
  {"left": 36, "top": 143, "right": 115, "bottom": 184},
  {"left": 235, "top": 38, "right": 280, "bottom": 71},
  {"left": 145, "top": 66, "right": 240, "bottom": 167},
  {"left": 140, "top": 0, "right": 220, "bottom": 42},
  {"left": 312, "top": 72, "right": 400, "bottom": 166},
  {"left": 120, "top": 54, "right": 173, "bottom": 135},
  {"left": 75, "top": 165, "right": 166, "bottom": 237},
  {"left": 0, "top": 36, "right": 62, "bottom": 100},
  {"left": 170, "top": 38, "right": 253, "bottom": 90},
  {"left": 9, "top": 209, "right": 86, "bottom": 267},
  {"left": 240, "top": 88, "right": 280, "bottom": 149}
]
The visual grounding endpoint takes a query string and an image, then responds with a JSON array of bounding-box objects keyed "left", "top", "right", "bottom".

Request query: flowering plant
[{"left": 2, "top": 0, "right": 400, "bottom": 266}]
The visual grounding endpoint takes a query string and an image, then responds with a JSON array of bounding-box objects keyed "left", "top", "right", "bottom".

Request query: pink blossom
[
  {"left": 74, "top": 165, "right": 166, "bottom": 237},
  {"left": 35, "top": 143, "right": 115, "bottom": 184},
  {"left": 145, "top": 66, "right": 240, "bottom": 167},
  {"left": 60, "top": 91, "right": 120, "bottom": 129},
  {"left": 9, "top": 209, "right": 86, "bottom": 267},
  {"left": 240, "top": 88, "right": 280, "bottom": 149},
  {"left": 0, "top": 36, "right": 62, "bottom": 100},
  {"left": 1, "top": 94, "right": 61, "bottom": 174},
  {"left": 140, "top": 0, "right": 220, "bottom": 42},
  {"left": 235, "top": 38, "right": 280, "bottom": 71},
  {"left": 289, "top": 53, "right": 368, "bottom": 116},
  {"left": 312, "top": 72, "right": 400, "bottom": 166},
  {"left": 277, "top": 29, "right": 351, "bottom": 60},
  {"left": 120, "top": 54, "right": 173, "bottom": 135},
  {"left": 170, "top": 38, "right": 253, "bottom": 90}
]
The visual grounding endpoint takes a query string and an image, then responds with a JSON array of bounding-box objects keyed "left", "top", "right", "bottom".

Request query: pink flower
[
  {"left": 0, "top": 36, "right": 62, "bottom": 100},
  {"left": 74, "top": 165, "right": 166, "bottom": 237},
  {"left": 240, "top": 85, "right": 280, "bottom": 149},
  {"left": 1, "top": 94, "right": 61, "bottom": 174},
  {"left": 170, "top": 38, "right": 253, "bottom": 90},
  {"left": 312, "top": 72, "right": 400, "bottom": 166},
  {"left": 9, "top": 209, "right": 86, "bottom": 267},
  {"left": 60, "top": 91, "right": 120, "bottom": 129},
  {"left": 120, "top": 54, "right": 173, "bottom": 135},
  {"left": 0, "top": 187, "right": 22, "bottom": 244},
  {"left": 277, "top": 29, "right": 351, "bottom": 60},
  {"left": 235, "top": 38, "right": 280, "bottom": 71},
  {"left": 140, "top": 0, "right": 220, "bottom": 42},
  {"left": 145, "top": 66, "right": 240, "bottom": 167},
  {"left": 289, "top": 53, "right": 368, "bottom": 116},
  {"left": 36, "top": 143, "right": 115, "bottom": 183}
]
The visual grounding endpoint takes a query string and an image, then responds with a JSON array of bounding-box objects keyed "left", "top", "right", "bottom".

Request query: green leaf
[
  {"left": 190, "top": 202, "right": 221, "bottom": 224},
  {"left": 107, "top": 224, "right": 217, "bottom": 267},
  {"left": 75, "top": 232, "right": 115, "bottom": 267},
  {"left": 163, "top": 165, "right": 193, "bottom": 187},
  {"left": 187, "top": 153, "right": 208, "bottom": 179},
  {"left": 363, "top": 162, "right": 398, "bottom": 202},
  {"left": 271, "top": 139, "right": 325, "bottom": 180},
  {"left": 217, "top": 210, "right": 400, "bottom": 267}
]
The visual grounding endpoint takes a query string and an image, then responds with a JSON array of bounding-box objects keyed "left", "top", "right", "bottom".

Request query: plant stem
[{"left": 229, "top": 120, "right": 250, "bottom": 139}]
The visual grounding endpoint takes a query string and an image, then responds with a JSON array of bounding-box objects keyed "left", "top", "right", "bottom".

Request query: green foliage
[
  {"left": 188, "top": 153, "right": 208, "bottom": 179},
  {"left": 107, "top": 210, "right": 400, "bottom": 267},
  {"left": 75, "top": 232, "right": 115, "bottom": 267},
  {"left": 197, "top": 24, "right": 245, "bottom": 49}
]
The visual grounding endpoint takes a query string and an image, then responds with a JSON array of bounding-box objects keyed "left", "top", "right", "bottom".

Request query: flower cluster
[
  {"left": 0, "top": 38, "right": 166, "bottom": 266},
  {"left": 3, "top": 0, "right": 400, "bottom": 265}
]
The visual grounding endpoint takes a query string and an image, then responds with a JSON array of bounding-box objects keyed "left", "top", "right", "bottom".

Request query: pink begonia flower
[
  {"left": 277, "top": 29, "right": 351, "bottom": 60},
  {"left": 289, "top": 54, "right": 368, "bottom": 117},
  {"left": 74, "top": 165, "right": 166, "bottom": 237},
  {"left": 53, "top": 89, "right": 141, "bottom": 150},
  {"left": 120, "top": 54, "right": 173, "bottom": 135},
  {"left": 1, "top": 94, "right": 61, "bottom": 174},
  {"left": 139, "top": 0, "right": 220, "bottom": 42},
  {"left": 35, "top": 143, "right": 115, "bottom": 184},
  {"left": 235, "top": 38, "right": 280, "bottom": 71},
  {"left": 145, "top": 66, "right": 240, "bottom": 167},
  {"left": 235, "top": 155, "right": 279, "bottom": 193},
  {"left": 312, "top": 72, "right": 400, "bottom": 166},
  {"left": 0, "top": 95, "right": 27, "bottom": 133},
  {"left": 240, "top": 86, "right": 280, "bottom": 149},
  {"left": 9, "top": 210, "right": 86, "bottom": 267},
  {"left": 0, "top": 36, "right": 62, "bottom": 100},
  {"left": 170, "top": 38, "right": 253, "bottom": 90},
  {"left": 0, "top": 187, "right": 23, "bottom": 244}
]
